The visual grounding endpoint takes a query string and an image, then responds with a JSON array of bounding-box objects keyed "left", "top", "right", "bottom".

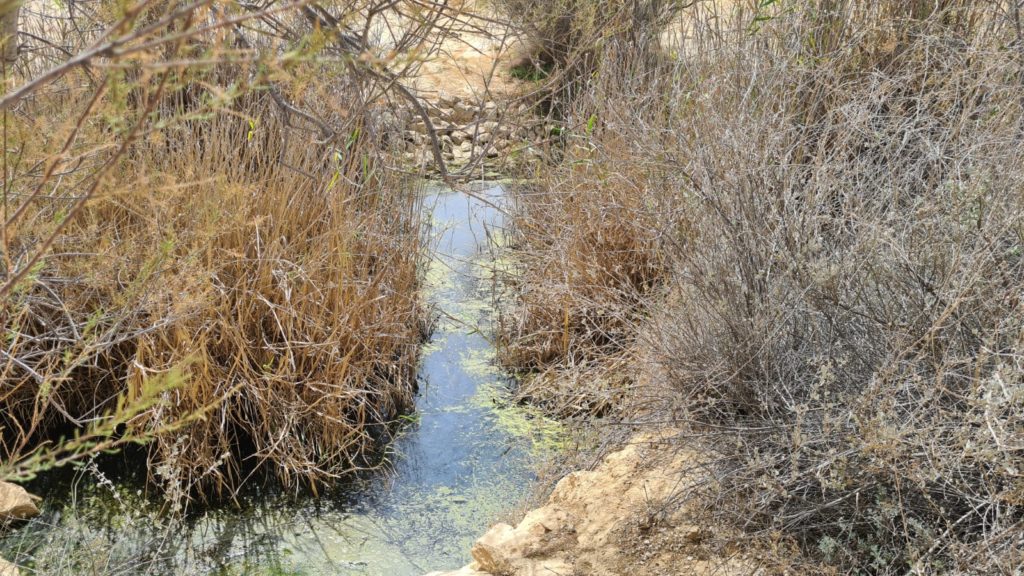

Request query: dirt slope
[{"left": 426, "top": 431, "right": 761, "bottom": 576}]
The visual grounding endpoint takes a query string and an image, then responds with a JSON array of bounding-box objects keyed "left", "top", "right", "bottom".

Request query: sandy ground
[{"left": 412, "top": 25, "right": 523, "bottom": 102}]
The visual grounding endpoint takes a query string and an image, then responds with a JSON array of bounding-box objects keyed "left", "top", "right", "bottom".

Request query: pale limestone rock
[
  {"left": 470, "top": 507, "right": 573, "bottom": 574},
  {"left": 449, "top": 101, "right": 477, "bottom": 123},
  {"left": 453, "top": 141, "right": 474, "bottom": 163},
  {"left": 422, "top": 566, "right": 489, "bottom": 576},
  {"left": 438, "top": 94, "right": 460, "bottom": 108},
  {"left": 0, "top": 557, "right": 18, "bottom": 576},
  {"left": 0, "top": 482, "right": 39, "bottom": 521}
]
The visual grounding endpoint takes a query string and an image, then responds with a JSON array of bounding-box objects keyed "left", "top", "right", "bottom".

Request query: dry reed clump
[
  {"left": 503, "top": 0, "right": 1023, "bottom": 572},
  {"left": 497, "top": 132, "right": 666, "bottom": 416},
  {"left": 4, "top": 100, "right": 425, "bottom": 499},
  {"left": 1, "top": 1, "right": 429, "bottom": 500}
]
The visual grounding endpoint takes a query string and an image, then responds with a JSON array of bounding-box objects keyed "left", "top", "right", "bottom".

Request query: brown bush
[
  {"left": 502, "top": 0, "right": 1024, "bottom": 571},
  {"left": 497, "top": 156, "right": 665, "bottom": 415},
  {"left": 0, "top": 0, "right": 435, "bottom": 501}
]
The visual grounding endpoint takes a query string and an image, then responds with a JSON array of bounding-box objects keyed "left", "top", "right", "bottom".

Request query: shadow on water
[{"left": 0, "top": 183, "right": 564, "bottom": 575}]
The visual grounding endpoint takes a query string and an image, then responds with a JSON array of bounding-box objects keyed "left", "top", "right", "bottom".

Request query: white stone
[{"left": 0, "top": 482, "right": 38, "bottom": 521}]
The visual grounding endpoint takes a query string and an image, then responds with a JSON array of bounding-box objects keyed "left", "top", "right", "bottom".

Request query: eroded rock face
[
  {"left": 425, "top": 431, "right": 758, "bottom": 576},
  {"left": 0, "top": 482, "right": 39, "bottom": 521},
  {"left": 471, "top": 507, "right": 574, "bottom": 574}
]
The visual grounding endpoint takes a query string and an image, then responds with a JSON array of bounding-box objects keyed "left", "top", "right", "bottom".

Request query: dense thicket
[
  {"left": 0, "top": 0, "right": 451, "bottom": 501},
  {"left": 499, "top": 1, "right": 1024, "bottom": 572}
]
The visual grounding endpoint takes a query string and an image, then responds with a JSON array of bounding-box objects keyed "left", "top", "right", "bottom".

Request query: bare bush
[
  {"left": 494, "top": 0, "right": 677, "bottom": 113},
  {"left": 502, "top": 0, "right": 1024, "bottom": 571},
  {"left": 497, "top": 164, "right": 665, "bottom": 415}
]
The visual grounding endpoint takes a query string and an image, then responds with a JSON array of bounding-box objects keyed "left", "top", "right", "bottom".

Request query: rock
[
  {"left": 682, "top": 525, "right": 705, "bottom": 544},
  {"left": 438, "top": 94, "right": 460, "bottom": 108},
  {"left": 422, "top": 567, "right": 488, "bottom": 576},
  {"left": 453, "top": 141, "right": 474, "bottom": 163},
  {"left": 477, "top": 132, "right": 493, "bottom": 144},
  {"left": 450, "top": 101, "right": 477, "bottom": 123},
  {"left": 450, "top": 130, "right": 470, "bottom": 145},
  {"left": 0, "top": 482, "right": 39, "bottom": 521},
  {"left": 406, "top": 148, "right": 432, "bottom": 166},
  {"left": 470, "top": 507, "right": 573, "bottom": 574},
  {"left": 0, "top": 557, "right": 17, "bottom": 576}
]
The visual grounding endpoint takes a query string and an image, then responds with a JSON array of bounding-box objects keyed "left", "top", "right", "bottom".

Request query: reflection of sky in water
[{"left": 1, "top": 184, "right": 564, "bottom": 576}]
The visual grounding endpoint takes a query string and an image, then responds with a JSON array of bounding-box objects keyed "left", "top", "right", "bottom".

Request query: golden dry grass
[{"left": 1, "top": 1, "right": 430, "bottom": 501}]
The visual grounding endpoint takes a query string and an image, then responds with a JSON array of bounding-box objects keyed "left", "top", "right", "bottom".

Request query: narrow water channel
[{"left": 0, "top": 183, "right": 561, "bottom": 575}]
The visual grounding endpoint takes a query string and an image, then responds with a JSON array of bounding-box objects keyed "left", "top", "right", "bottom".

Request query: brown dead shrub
[
  {"left": 1, "top": 0, "right": 432, "bottom": 501},
  {"left": 502, "top": 0, "right": 1024, "bottom": 571}
]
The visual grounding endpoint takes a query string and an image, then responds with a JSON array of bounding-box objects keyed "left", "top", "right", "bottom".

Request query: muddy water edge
[{"left": 0, "top": 182, "right": 563, "bottom": 575}]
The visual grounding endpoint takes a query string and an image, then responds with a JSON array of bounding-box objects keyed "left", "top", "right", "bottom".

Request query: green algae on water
[{"left": 470, "top": 382, "right": 568, "bottom": 456}]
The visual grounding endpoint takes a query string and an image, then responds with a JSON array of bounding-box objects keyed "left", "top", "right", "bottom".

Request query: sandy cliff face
[{"left": 427, "top": 431, "right": 759, "bottom": 576}]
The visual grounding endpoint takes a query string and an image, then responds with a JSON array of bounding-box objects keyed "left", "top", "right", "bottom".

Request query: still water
[{"left": 0, "top": 184, "right": 561, "bottom": 575}]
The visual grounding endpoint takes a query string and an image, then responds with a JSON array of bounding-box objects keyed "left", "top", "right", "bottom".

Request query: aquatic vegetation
[{"left": 470, "top": 382, "right": 567, "bottom": 456}]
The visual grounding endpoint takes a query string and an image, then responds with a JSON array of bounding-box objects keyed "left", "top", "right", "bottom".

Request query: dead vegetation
[
  {"left": 0, "top": 0, "right": 473, "bottom": 501},
  {"left": 499, "top": 0, "right": 1024, "bottom": 572}
]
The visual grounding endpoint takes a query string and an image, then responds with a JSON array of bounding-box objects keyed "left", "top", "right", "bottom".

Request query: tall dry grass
[
  {"left": 1, "top": 0, "right": 435, "bottom": 501},
  {"left": 497, "top": 146, "right": 665, "bottom": 416},
  {"left": 501, "top": 0, "right": 1024, "bottom": 572}
]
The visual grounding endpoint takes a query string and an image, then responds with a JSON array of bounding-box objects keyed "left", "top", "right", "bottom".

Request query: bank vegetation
[
  {"left": 0, "top": 0, "right": 474, "bottom": 503},
  {"left": 498, "top": 0, "right": 1024, "bottom": 572}
]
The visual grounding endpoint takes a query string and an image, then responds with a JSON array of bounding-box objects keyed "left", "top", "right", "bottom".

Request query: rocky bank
[
  {"left": 426, "top": 431, "right": 760, "bottom": 576},
  {"left": 0, "top": 481, "right": 40, "bottom": 575},
  {"left": 398, "top": 93, "right": 553, "bottom": 176}
]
